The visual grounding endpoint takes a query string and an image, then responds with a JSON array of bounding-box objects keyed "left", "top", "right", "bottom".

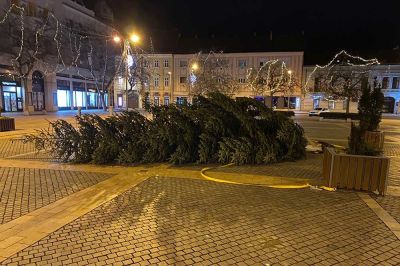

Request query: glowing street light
[
  {"left": 191, "top": 63, "right": 199, "bottom": 71},
  {"left": 130, "top": 34, "right": 140, "bottom": 43},
  {"left": 113, "top": 35, "right": 121, "bottom": 43},
  {"left": 287, "top": 70, "right": 293, "bottom": 75}
]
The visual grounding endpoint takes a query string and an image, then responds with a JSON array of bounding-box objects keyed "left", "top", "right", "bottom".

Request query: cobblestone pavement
[
  {"left": 0, "top": 167, "right": 114, "bottom": 224},
  {"left": 0, "top": 140, "right": 36, "bottom": 159},
  {"left": 371, "top": 194, "right": 400, "bottom": 224},
  {"left": 213, "top": 153, "right": 322, "bottom": 180},
  {"left": 3, "top": 177, "right": 400, "bottom": 266}
]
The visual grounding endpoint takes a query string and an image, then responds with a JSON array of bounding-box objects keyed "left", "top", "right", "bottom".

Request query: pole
[{"left": 125, "top": 41, "right": 129, "bottom": 111}]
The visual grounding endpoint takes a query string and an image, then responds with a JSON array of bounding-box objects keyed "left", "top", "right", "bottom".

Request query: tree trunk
[
  {"left": 270, "top": 92, "right": 274, "bottom": 109},
  {"left": 22, "top": 77, "right": 29, "bottom": 113},
  {"left": 346, "top": 98, "right": 350, "bottom": 114},
  {"left": 100, "top": 93, "right": 107, "bottom": 111}
]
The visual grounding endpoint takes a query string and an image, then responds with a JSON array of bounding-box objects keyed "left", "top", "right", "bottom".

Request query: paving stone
[
  {"left": 0, "top": 167, "right": 114, "bottom": 224},
  {"left": 2, "top": 176, "right": 399, "bottom": 265}
]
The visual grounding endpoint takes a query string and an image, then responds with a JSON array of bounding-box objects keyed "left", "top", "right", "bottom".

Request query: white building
[
  {"left": 0, "top": 0, "right": 115, "bottom": 113},
  {"left": 114, "top": 51, "right": 304, "bottom": 110},
  {"left": 302, "top": 65, "right": 400, "bottom": 114}
]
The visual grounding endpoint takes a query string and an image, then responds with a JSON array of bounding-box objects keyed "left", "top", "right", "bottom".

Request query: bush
[
  {"left": 25, "top": 92, "right": 307, "bottom": 165},
  {"left": 320, "top": 112, "right": 360, "bottom": 120},
  {"left": 348, "top": 123, "right": 381, "bottom": 156}
]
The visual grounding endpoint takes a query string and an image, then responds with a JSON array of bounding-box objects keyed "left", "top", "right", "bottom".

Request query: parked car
[{"left": 309, "top": 108, "right": 329, "bottom": 116}]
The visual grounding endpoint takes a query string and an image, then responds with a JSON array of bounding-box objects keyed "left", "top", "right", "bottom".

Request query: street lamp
[
  {"left": 191, "top": 63, "right": 199, "bottom": 71},
  {"left": 130, "top": 34, "right": 140, "bottom": 44},
  {"left": 113, "top": 35, "right": 121, "bottom": 44}
]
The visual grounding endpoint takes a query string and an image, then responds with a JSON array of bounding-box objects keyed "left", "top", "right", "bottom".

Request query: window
[
  {"left": 343, "top": 100, "right": 348, "bottom": 110},
  {"left": 238, "top": 59, "right": 247, "bottom": 68},
  {"left": 164, "top": 59, "right": 169, "bottom": 68},
  {"left": 259, "top": 60, "right": 265, "bottom": 67},
  {"left": 238, "top": 78, "right": 246, "bottom": 84},
  {"left": 382, "top": 77, "right": 389, "bottom": 89},
  {"left": 176, "top": 97, "right": 187, "bottom": 105},
  {"left": 180, "top": 77, "right": 187, "bottom": 84},
  {"left": 164, "top": 96, "right": 169, "bottom": 106},
  {"left": 392, "top": 77, "right": 399, "bottom": 89},
  {"left": 328, "top": 100, "right": 335, "bottom": 110},
  {"left": 154, "top": 77, "right": 159, "bottom": 87},
  {"left": 117, "top": 94, "right": 123, "bottom": 107},
  {"left": 313, "top": 98, "right": 320, "bottom": 109},
  {"left": 154, "top": 97, "right": 159, "bottom": 106},
  {"left": 154, "top": 60, "right": 159, "bottom": 68},
  {"left": 164, "top": 76, "right": 170, "bottom": 87},
  {"left": 180, "top": 60, "right": 188, "bottom": 67}
]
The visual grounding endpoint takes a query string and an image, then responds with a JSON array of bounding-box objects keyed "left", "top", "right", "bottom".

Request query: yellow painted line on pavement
[{"left": 201, "top": 163, "right": 336, "bottom": 191}]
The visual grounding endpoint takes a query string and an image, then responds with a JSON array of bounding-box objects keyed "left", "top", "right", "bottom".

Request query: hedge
[{"left": 320, "top": 112, "right": 360, "bottom": 120}]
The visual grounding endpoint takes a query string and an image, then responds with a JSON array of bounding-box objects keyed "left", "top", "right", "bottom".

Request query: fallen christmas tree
[{"left": 24, "top": 92, "right": 307, "bottom": 165}]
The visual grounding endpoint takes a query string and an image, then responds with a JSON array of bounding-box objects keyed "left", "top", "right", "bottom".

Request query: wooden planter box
[
  {"left": 0, "top": 117, "right": 16, "bottom": 132},
  {"left": 322, "top": 148, "right": 390, "bottom": 195},
  {"left": 364, "top": 131, "right": 384, "bottom": 150}
]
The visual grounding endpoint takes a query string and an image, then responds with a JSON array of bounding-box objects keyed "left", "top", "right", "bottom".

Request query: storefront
[
  {"left": 32, "top": 71, "right": 45, "bottom": 111},
  {"left": 0, "top": 77, "right": 23, "bottom": 112},
  {"left": 72, "top": 81, "right": 86, "bottom": 108},
  {"left": 87, "top": 83, "right": 98, "bottom": 109},
  {"left": 56, "top": 79, "right": 71, "bottom": 110}
]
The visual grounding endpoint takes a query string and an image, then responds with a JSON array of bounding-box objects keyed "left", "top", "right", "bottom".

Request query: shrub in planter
[{"left": 358, "top": 81, "right": 385, "bottom": 150}]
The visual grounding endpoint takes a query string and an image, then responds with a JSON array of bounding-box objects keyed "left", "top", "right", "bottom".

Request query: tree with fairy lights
[
  {"left": 188, "top": 52, "right": 239, "bottom": 98},
  {"left": 0, "top": 4, "right": 60, "bottom": 113},
  {"left": 305, "top": 51, "right": 380, "bottom": 114},
  {"left": 246, "top": 60, "right": 297, "bottom": 108}
]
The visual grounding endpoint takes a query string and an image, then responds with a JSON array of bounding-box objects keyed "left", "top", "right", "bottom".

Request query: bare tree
[
  {"left": 246, "top": 60, "right": 295, "bottom": 108},
  {"left": 319, "top": 66, "right": 370, "bottom": 114},
  {"left": 0, "top": 4, "right": 59, "bottom": 112},
  {"left": 189, "top": 52, "right": 239, "bottom": 97}
]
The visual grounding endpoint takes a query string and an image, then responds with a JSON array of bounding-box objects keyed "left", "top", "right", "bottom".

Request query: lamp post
[
  {"left": 113, "top": 33, "right": 140, "bottom": 112},
  {"left": 287, "top": 70, "right": 293, "bottom": 110},
  {"left": 189, "top": 63, "right": 198, "bottom": 103}
]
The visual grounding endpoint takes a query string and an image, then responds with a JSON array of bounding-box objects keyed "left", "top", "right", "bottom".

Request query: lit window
[
  {"left": 154, "top": 97, "right": 159, "bottom": 106},
  {"left": 164, "top": 96, "right": 169, "bottom": 106}
]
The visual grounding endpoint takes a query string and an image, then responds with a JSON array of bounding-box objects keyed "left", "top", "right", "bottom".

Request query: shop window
[
  {"left": 164, "top": 96, "right": 169, "bottom": 106},
  {"left": 392, "top": 77, "right": 399, "bottom": 89}
]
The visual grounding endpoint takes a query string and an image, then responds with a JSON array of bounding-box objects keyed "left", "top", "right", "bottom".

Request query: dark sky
[{"left": 84, "top": 0, "right": 400, "bottom": 63}]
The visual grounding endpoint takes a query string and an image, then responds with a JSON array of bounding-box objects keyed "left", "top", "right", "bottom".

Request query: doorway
[
  {"left": 3, "top": 91, "right": 18, "bottom": 112},
  {"left": 32, "top": 71, "right": 45, "bottom": 111}
]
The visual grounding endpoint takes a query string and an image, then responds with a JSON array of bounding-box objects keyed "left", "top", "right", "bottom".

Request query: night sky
[{"left": 84, "top": 0, "right": 400, "bottom": 64}]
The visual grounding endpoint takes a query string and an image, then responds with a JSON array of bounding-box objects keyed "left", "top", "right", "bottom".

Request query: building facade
[
  {"left": 302, "top": 65, "right": 400, "bottom": 114},
  {"left": 114, "top": 51, "right": 304, "bottom": 110},
  {"left": 0, "top": 0, "right": 115, "bottom": 113}
]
